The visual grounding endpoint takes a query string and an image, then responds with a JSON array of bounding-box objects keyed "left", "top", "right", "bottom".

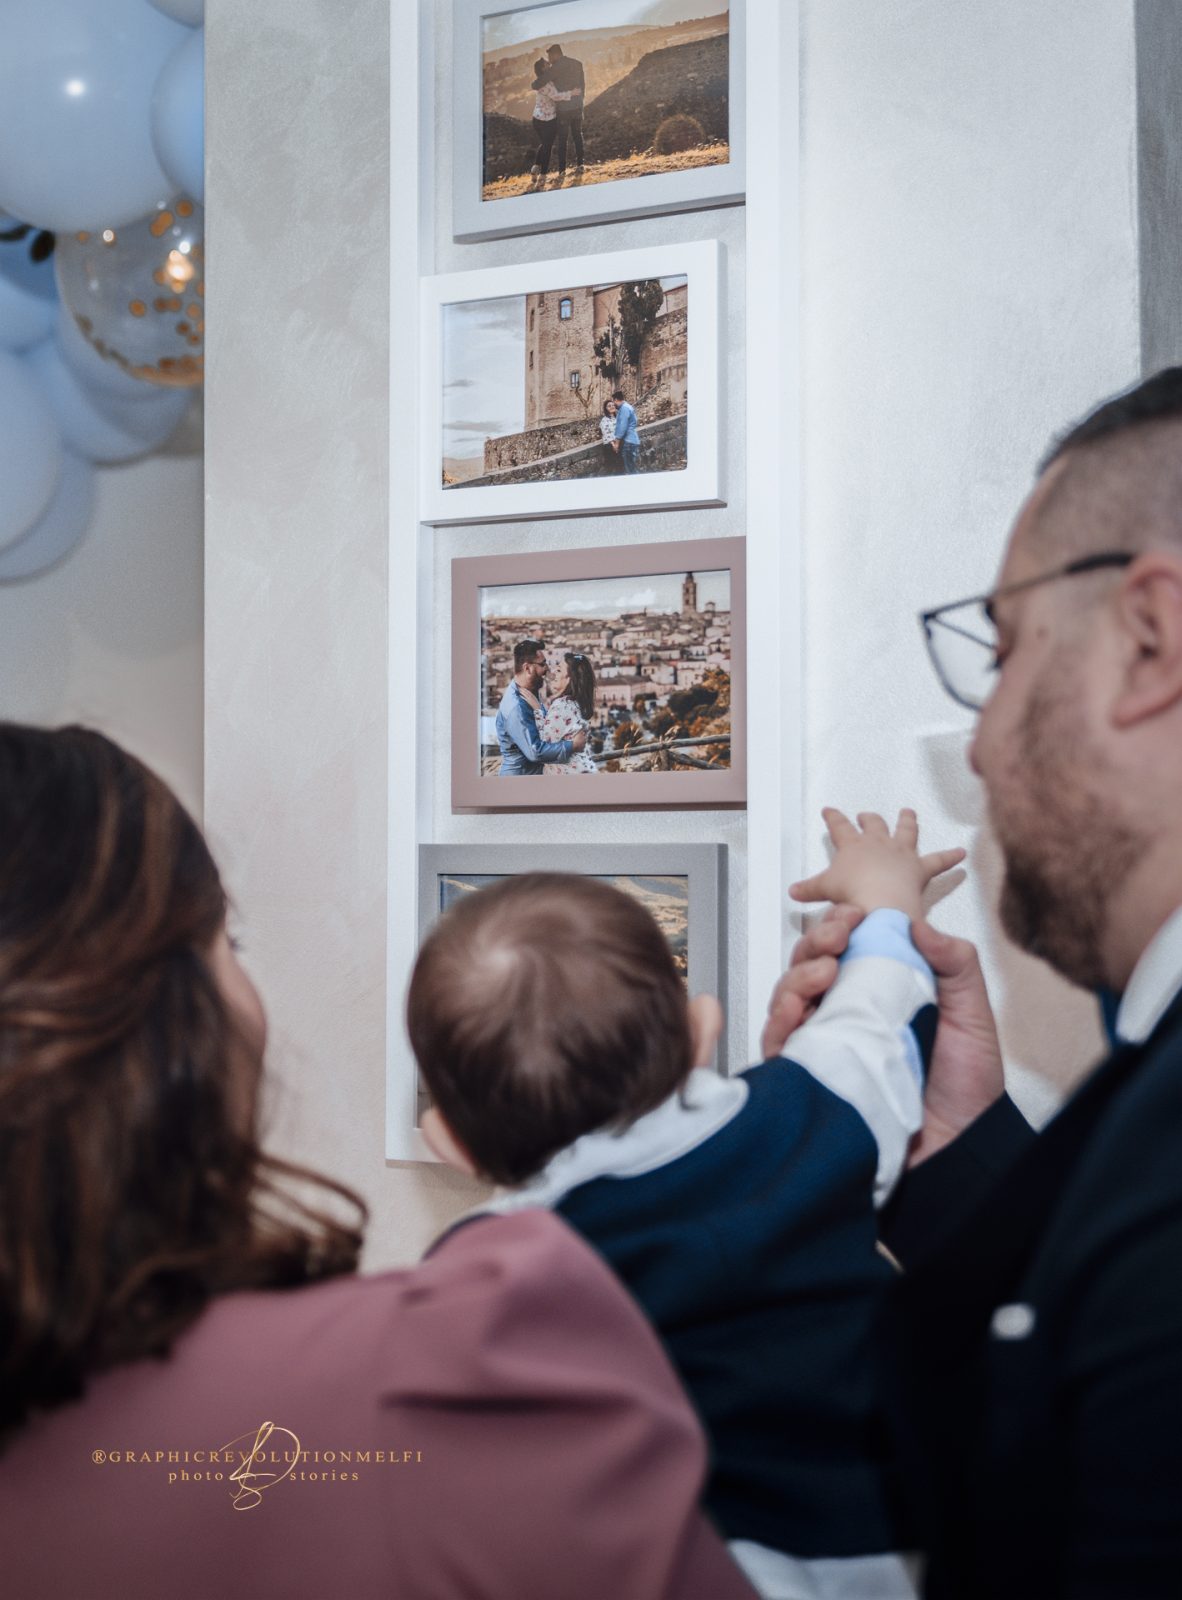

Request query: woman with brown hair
[
  {"left": 0, "top": 723, "right": 753, "bottom": 1600},
  {"left": 539, "top": 652, "right": 599, "bottom": 776}
]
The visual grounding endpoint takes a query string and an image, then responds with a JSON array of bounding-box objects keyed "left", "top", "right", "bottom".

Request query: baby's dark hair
[{"left": 406, "top": 874, "right": 691, "bottom": 1185}]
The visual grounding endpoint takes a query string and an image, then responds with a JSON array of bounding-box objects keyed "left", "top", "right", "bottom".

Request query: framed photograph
[
  {"left": 420, "top": 239, "right": 723, "bottom": 525},
  {"left": 414, "top": 841, "right": 729, "bottom": 1131},
  {"left": 452, "top": 0, "right": 745, "bottom": 242},
  {"left": 451, "top": 535, "right": 745, "bottom": 810}
]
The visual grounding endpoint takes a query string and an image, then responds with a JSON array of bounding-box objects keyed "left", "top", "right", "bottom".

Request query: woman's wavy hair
[
  {"left": 561, "top": 653, "right": 596, "bottom": 721},
  {"left": 0, "top": 724, "right": 368, "bottom": 1441}
]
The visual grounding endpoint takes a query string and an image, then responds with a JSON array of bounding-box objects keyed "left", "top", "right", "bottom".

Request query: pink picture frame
[{"left": 452, "top": 536, "right": 746, "bottom": 811}]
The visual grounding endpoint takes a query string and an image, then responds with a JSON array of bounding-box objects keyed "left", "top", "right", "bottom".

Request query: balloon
[
  {"left": 0, "top": 214, "right": 58, "bottom": 300},
  {"left": 0, "top": 274, "right": 56, "bottom": 352},
  {"left": 56, "top": 301, "right": 155, "bottom": 402},
  {"left": 0, "top": 451, "right": 94, "bottom": 582},
  {"left": 0, "top": 350, "right": 64, "bottom": 549},
  {"left": 27, "top": 336, "right": 191, "bottom": 463},
  {"left": 151, "top": 29, "right": 204, "bottom": 204},
  {"left": 0, "top": 0, "right": 189, "bottom": 232},
  {"left": 55, "top": 199, "right": 204, "bottom": 388},
  {"left": 147, "top": 0, "right": 204, "bottom": 23}
]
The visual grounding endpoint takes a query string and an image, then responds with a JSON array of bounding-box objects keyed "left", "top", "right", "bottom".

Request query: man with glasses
[
  {"left": 765, "top": 369, "right": 1182, "bottom": 1598},
  {"left": 495, "top": 635, "right": 587, "bottom": 776}
]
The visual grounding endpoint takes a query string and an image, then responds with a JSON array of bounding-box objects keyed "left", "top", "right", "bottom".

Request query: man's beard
[{"left": 991, "top": 669, "right": 1141, "bottom": 992}]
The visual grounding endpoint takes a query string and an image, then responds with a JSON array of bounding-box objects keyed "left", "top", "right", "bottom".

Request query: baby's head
[{"left": 407, "top": 873, "right": 720, "bottom": 1185}]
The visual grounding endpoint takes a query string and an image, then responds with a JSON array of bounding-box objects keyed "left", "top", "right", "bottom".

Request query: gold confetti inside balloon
[{"left": 53, "top": 197, "right": 203, "bottom": 388}]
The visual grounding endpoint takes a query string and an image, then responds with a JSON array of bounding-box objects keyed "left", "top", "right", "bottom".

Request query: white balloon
[
  {"left": 146, "top": 0, "right": 204, "bottom": 22},
  {"left": 0, "top": 349, "right": 64, "bottom": 549},
  {"left": 28, "top": 337, "right": 190, "bottom": 463},
  {"left": 0, "top": 451, "right": 94, "bottom": 581}
]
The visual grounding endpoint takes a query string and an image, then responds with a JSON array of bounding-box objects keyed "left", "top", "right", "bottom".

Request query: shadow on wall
[{"left": 921, "top": 729, "right": 1105, "bottom": 1127}]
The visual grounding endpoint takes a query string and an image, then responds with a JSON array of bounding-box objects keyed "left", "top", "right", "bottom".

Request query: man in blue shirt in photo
[
  {"left": 495, "top": 636, "right": 587, "bottom": 775},
  {"left": 612, "top": 388, "right": 641, "bottom": 474}
]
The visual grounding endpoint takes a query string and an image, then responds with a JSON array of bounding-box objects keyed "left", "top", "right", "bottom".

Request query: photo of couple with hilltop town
[
  {"left": 480, "top": 1, "right": 730, "bottom": 200},
  {"left": 478, "top": 569, "right": 732, "bottom": 777}
]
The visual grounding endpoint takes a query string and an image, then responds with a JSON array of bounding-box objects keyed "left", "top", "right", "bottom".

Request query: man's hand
[
  {"left": 761, "top": 906, "right": 1007, "bottom": 1169},
  {"left": 570, "top": 728, "right": 587, "bottom": 752},
  {"left": 906, "top": 919, "right": 1005, "bottom": 1165},
  {"left": 760, "top": 904, "right": 864, "bottom": 1059}
]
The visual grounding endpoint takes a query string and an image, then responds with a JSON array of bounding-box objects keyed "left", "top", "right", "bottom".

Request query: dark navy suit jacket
[{"left": 881, "top": 994, "right": 1182, "bottom": 1599}]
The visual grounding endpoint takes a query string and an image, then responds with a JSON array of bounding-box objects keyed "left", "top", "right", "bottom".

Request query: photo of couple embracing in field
[{"left": 480, "top": 1, "right": 731, "bottom": 201}]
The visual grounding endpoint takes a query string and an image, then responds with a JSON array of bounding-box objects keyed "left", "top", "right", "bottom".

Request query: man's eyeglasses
[{"left": 919, "top": 551, "right": 1134, "bottom": 711}]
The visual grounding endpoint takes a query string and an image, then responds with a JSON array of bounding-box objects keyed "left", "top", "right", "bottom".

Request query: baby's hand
[{"left": 789, "top": 808, "right": 964, "bottom": 921}]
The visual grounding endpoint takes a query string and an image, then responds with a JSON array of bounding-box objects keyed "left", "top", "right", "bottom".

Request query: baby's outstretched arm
[
  {"left": 789, "top": 807, "right": 964, "bottom": 921},
  {"left": 773, "top": 809, "right": 965, "bottom": 1207}
]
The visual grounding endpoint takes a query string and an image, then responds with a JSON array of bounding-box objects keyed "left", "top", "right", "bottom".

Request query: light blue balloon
[
  {"left": 0, "top": 0, "right": 189, "bottom": 232},
  {"left": 56, "top": 302, "right": 158, "bottom": 401},
  {"left": 0, "top": 272, "right": 56, "bottom": 352},
  {"left": 0, "top": 451, "right": 94, "bottom": 581},
  {"left": 0, "top": 213, "right": 58, "bottom": 300},
  {"left": 152, "top": 28, "right": 204, "bottom": 203},
  {"left": 147, "top": 0, "right": 204, "bottom": 23},
  {"left": 0, "top": 349, "right": 64, "bottom": 549},
  {"left": 28, "top": 337, "right": 189, "bottom": 463}
]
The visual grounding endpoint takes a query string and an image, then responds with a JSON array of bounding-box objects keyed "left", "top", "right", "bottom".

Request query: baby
[{"left": 408, "top": 809, "right": 964, "bottom": 1600}]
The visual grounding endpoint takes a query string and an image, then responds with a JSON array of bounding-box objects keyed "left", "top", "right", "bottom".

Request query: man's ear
[
  {"left": 421, "top": 1106, "right": 481, "bottom": 1176},
  {"left": 688, "top": 993, "right": 724, "bottom": 1070},
  {"left": 1110, "top": 553, "right": 1182, "bottom": 728}
]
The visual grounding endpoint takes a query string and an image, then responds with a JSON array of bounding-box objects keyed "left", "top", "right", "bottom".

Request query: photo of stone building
[{"left": 442, "top": 274, "right": 688, "bottom": 489}]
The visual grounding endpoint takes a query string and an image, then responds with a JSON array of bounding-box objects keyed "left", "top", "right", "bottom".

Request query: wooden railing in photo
[{"left": 592, "top": 733, "right": 730, "bottom": 771}]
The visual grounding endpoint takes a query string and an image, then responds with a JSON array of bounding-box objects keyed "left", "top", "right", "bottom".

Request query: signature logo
[{"left": 217, "top": 1421, "right": 301, "bottom": 1510}]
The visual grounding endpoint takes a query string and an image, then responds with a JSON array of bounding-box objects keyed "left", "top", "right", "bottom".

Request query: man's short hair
[
  {"left": 1040, "top": 367, "right": 1182, "bottom": 473},
  {"left": 406, "top": 874, "right": 692, "bottom": 1186},
  {"left": 1032, "top": 366, "right": 1182, "bottom": 560},
  {"left": 513, "top": 637, "right": 545, "bottom": 672},
  {"left": 611, "top": 389, "right": 626, "bottom": 401},
  {"left": 547, "top": 42, "right": 562, "bottom": 55}
]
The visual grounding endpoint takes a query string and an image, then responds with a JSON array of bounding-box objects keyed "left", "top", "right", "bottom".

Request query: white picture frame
[
  {"left": 419, "top": 237, "right": 724, "bottom": 526},
  {"left": 452, "top": 0, "right": 746, "bottom": 243}
]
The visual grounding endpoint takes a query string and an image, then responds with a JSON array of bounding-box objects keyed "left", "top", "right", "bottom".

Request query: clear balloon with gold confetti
[{"left": 53, "top": 197, "right": 203, "bottom": 388}]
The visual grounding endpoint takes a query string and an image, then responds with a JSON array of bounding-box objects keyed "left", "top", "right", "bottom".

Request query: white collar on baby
[{"left": 472, "top": 1066, "right": 749, "bottom": 1218}]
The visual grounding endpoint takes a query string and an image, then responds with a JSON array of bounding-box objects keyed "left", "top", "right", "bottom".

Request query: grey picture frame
[
  {"left": 452, "top": 0, "right": 746, "bottom": 243},
  {"left": 415, "top": 842, "right": 729, "bottom": 1130},
  {"left": 452, "top": 534, "right": 746, "bottom": 811}
]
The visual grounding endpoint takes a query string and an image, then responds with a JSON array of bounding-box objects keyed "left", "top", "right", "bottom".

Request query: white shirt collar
[
  {"left": 1114, "top": 903, "right": 1182, "bottom": 1044},
  {"left": 471, "top": 1067, "right": 748, "bottom": 1218}
]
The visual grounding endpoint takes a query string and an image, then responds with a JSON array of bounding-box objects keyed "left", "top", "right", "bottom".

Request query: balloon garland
[{"left": 0, "top": 0, "right": 204, "bottom": 580}]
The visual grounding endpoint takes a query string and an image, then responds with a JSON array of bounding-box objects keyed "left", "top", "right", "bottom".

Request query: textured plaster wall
[
  {"left": 800, "top": 0, "right": 1140, "bottom": 1121},
  {"left": 205, "top": 0, "right": 1148, "bottom": 1271}
]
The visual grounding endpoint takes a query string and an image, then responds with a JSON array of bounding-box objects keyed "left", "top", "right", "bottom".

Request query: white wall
[
  {"left": 0, "top": 444, "right": 203, "bottom": 818},
  {"left": 800, "top": 0, "right": 1140, "bottom": 1121},
  {"left": 202, "top": 0, "right": 1150, "bottom": 1272}
]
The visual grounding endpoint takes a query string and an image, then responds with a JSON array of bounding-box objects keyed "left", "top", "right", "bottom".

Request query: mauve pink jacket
[{"left": 0, "top": 1209, "right": 755, "bottom": 1600}]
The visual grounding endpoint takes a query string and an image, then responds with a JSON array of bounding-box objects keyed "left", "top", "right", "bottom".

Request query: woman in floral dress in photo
[{"left": 539, "top": 652, "right": 598, "bottom": 776}]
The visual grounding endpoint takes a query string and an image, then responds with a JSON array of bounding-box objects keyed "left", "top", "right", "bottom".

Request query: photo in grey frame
[
  {"left": 414, "top": 842, "right": 728, "bottom": 1128},
  {"left": 452, "top": 0, "right": 746, "bottom": 242}
]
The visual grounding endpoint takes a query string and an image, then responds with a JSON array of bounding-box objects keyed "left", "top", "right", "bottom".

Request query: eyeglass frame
[{"left": 919, "top": 551, "right": 1136, "bottom": 711}]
